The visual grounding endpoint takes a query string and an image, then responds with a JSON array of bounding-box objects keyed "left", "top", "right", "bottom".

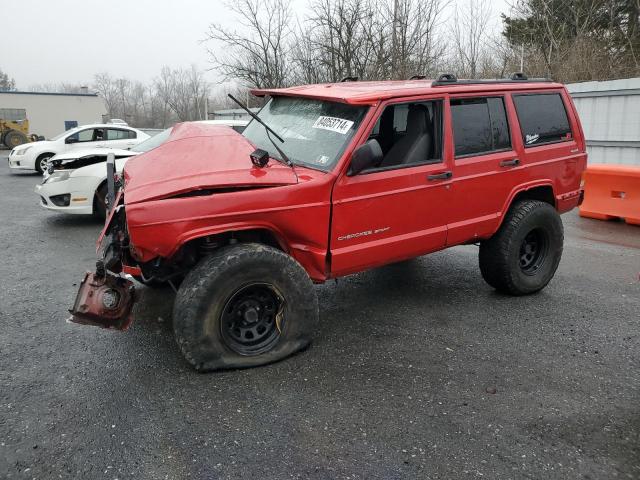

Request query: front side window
[
  {"left": 366, "top": 100, "right": 443, "bottom": 169},
  {"left": 242, "top": 96, "right": 367, "bottom": 171},
  {"left": 513, "top": 93, "right": 572, "bottom": 147},
  {"left": 451, "top": 97, "right": 511, "bottom": 157},
  {"left": 69, "top": 128, "right": 99, "bottom": 143}
]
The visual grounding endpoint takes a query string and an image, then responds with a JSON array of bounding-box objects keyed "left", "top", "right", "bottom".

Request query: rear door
[
  {"left": 330, "top": 97, "right": 452, "bottom": 277},
  {"left": 106, "top": 128, "right": 138, "bottom": 149},
  {"left": 446, "top": 94, "right": 522, "bottom": 245}
]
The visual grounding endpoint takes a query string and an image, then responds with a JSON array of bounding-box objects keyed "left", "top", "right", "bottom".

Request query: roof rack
[
  {"left": 431, "top": 72, "right": 553, "bottom": 87},
  {"left": 340, "top": 76, "right": 359, "bottom": 82},
  {"left": 409, "top": 75, "right": 426, "bottom": 80}
]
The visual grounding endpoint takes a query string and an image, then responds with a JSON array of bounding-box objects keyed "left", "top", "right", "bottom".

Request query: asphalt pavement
[{"left": 1, "top": 152, "right": 639, "bottom": 479}]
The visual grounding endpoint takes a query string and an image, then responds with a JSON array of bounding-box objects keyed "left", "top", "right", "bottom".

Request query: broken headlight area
[
  {"left": 43, "top": 171, "right": 71, "bottom": 184},
  {"left": 69, "top": 261, "right": 135, "bottom": 330}
]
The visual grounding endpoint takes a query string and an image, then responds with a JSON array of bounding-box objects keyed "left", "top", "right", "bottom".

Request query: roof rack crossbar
[
  {"left": 409, "top": 75, "right": 426, "bottom": 80},
  {"left": 340, "top": 76, "right": 359, "bottom": 82},
  {"left": 431, "top": 77, "right": 553, "bottom": 87}
]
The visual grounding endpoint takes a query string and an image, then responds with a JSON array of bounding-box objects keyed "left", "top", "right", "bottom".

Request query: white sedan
[
  {"left": 8, "top": 123, "right": 150, "bottom": 173},
  {"left": 34, "top": 120, "right": 248, "bottom": 218}
]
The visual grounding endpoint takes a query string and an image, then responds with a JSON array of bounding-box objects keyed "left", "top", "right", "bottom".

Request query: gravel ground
[{"left": 0, "top": 154, "right": 639, "bottom": 479}]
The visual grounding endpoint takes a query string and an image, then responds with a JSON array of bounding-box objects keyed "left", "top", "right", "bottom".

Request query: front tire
[
  {"left": 173, "top": 243, "right": 319, "bottom": 371},
  {"left": 93, "top": 182, "right": 108, "bottom": 220},
  {"left": 479, "top": 200, "right": 563, "bottom": 295},
  {"left": 35, "top": 153, "right": 53, "bottom": 174}
]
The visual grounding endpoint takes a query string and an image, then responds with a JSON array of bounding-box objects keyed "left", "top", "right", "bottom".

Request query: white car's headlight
[
  {"left": 43, "top": 170, "right": 72, "bottom": 184},
  {"left": 16, "top": 147, "right": 32, "bottom": 156}
]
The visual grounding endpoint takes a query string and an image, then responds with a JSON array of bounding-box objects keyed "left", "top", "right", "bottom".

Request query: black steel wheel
[
  {"left": 220, "top": 283, "right": 284, "bottom": 355},
  {"left": 519, "top": 228, "right": 549, "bottom": 275}
]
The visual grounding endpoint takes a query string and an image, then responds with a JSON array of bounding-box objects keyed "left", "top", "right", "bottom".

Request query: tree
[
  {"left": 0, "top": 68, "right": 16, "bottom": 91},
  {"left": 154, "top": 66, "right": 210, "bottom": 122},
  {"left": 503, "top": 0, "right": 640, "bottom": 82},
  {"left": 204, "top": 0, "right": 293, "bottom": 88},
  {"left": 292, "top": 0, "right": 446, "bottom": 82},
  {"left": 451, "top": 0, "right": 493, "bottom": 78},
  {"left": 385, "top": 0, "right": 448, "bottom": 79}
]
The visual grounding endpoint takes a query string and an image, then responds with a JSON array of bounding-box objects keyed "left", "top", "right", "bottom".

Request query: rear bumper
[{"left": 556, "top": 188, "right": 584, "bottom": 214}]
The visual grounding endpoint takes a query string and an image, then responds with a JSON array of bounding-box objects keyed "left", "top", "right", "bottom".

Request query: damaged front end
[
  {"left": 69, "top": 262, "right": 135, "bottom": 330},
  {"left": 69, "top": 155, "right": 136, "bottom": 330}
]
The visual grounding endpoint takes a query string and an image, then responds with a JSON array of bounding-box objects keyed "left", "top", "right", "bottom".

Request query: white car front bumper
[
  {"left": 7, "top": 149, "right": 37, "bottom": 171},
  {"left": 34, "top": 176, "right": 95, "bottom": 215}
]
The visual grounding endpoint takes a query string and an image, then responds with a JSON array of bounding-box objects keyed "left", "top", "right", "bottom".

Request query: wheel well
[
  {"left": 37, "top": 152, "right": 55, "bottom": 160},
  {"left": 185, "top": 229, "right": 286, "bottom": 256},
  {"left": 94, "top": 180, "right": 107, "bottom": 205},
  {"left": 139, "top": 229, "right": 288, "bottom": 283},
  {"left": 511, "top": 185, "right": 555, "bottom": 209}
]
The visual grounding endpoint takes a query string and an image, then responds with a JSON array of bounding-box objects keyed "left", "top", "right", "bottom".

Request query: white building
[
  {"left": 0, "top": 90, "right": 107, "bottom": 139},
  {"left": 567, "top": 78, "right": 640, "bottom": 166}
]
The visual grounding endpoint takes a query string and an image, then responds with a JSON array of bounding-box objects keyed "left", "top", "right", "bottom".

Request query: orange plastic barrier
[{"left": 579, "top": 164, "right": 640, "bottom": 226}]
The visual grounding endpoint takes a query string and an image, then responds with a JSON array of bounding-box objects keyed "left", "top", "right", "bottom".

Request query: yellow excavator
[{"left": 0, "top": 108, "right": 40, "bottom": 148}]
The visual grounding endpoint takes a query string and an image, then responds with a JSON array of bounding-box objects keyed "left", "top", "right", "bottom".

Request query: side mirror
[
  {"left": 65, "top": 137, "right": 78, "bottom": 144},
  {"left": 348, "top": 139, "right": 383, "bottom": 176}
]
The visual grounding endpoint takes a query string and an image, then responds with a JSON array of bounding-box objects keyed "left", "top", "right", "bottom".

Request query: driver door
[
  {"left": 65, "top": 128, "right": 102, "bottom": 152},
  {"left": 330, "top": 98, "right": 452, "bottom": 277}
]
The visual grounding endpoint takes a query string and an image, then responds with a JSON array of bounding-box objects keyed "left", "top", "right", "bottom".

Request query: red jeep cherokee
[{"left": 70, "top": 74, "right": 586, "bottom": 371}]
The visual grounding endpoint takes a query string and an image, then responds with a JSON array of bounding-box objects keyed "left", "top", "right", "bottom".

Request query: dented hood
[{"left": 123, "top": 123, "right": 298, "bottom": 204}]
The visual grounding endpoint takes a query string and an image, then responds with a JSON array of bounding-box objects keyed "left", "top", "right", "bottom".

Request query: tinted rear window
[
  {"left": 451, "top": 97, "right": 511, "bottom": 157},
  {"left": 513, "top": 93, "right": 572, "bottom": 146}
]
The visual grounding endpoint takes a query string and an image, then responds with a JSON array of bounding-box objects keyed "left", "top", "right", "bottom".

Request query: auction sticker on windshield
[{"left": 312, "top": 116, "right": 354, "bottom": 135}]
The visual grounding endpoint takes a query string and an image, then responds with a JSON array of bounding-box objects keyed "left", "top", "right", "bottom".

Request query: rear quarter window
[{"left": 513, "top": 93, "right": 572, "bottom": 147}]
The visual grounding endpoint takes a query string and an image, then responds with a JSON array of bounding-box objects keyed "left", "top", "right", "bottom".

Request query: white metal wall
[
  {"left": 0, "top": 91, "right": 107, "bottom": 139},
  {"left": 567, "top": 78, "right": 640, "bottom": 166}
]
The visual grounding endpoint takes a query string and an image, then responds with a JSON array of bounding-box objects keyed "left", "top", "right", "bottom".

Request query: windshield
[
  {"left": 51, "top": 127, "right": 80, "bottom": 141},
  {"left": 130, "top": 128, "right": 172, "bottom": 152},
  {"left": 242, "top": 97, "right": 367, "bottom": 171}
]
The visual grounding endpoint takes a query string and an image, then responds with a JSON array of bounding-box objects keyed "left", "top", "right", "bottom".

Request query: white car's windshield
[
  {"left": 130, "top": 128, "right": 172, "bottom": 152},
  {"left": 50, "top": 127, "right": 80, "bottom": 141},
  {"left": 242, "top": 97, "right": 367, "bottom": 171}
]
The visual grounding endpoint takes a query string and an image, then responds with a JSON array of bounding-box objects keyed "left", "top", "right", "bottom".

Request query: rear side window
[
  {"left": 451, "top": 97, "right": 511, "bottom": 157},
  {"left": 513, "top": 93, "right": 572, "bottom": 147},
  {"left": 107, "top": 129, "right": 136, "bottom": 140}
]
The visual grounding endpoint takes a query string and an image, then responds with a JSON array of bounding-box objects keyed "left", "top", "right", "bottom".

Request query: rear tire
[
  {"left": 479, "top": 200, "right": 563, "bottom": 295},
  {"left": 173, "top": 243, "right": 319, "bottom": 371}
]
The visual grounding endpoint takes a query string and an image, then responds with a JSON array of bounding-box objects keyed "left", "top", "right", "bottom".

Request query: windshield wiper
[{"left": 227, "top": 94, "right": 294, "bottom": 168}]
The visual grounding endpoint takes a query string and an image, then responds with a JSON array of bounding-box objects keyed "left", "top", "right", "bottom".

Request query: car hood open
[{"left": 123, "top": 123, "right": 299, "bottom": 204}]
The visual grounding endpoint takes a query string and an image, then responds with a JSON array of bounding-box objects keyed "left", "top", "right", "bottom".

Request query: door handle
[
  {"left": 500, "top": 158, "right": 520, "bottom": 167},
  {"left": 427, "top": 171, "right": 452, "bottom": 181}
]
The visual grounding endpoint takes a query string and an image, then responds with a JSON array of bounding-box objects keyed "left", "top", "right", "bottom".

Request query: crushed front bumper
[{"left": 69, "top": 263, "right": 136, "bottom": 330}]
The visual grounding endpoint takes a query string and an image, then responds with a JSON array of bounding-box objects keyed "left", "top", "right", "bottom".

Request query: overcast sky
[{"left": 3, "top": 0, "right": 510, "bottom": 90}]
